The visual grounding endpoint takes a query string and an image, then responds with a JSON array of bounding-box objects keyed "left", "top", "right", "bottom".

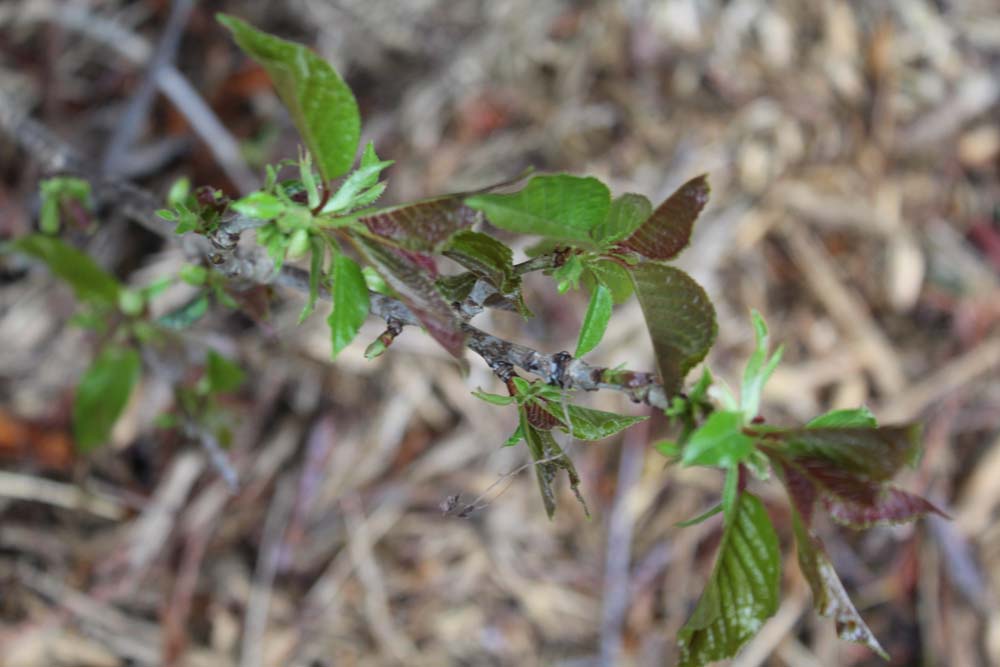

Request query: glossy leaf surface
[
  {"left": 218, "top": 14, "right": 360, "bottom": 181},
  {"left": 630, "top": 263, "right": 717, "bottom": 394}
]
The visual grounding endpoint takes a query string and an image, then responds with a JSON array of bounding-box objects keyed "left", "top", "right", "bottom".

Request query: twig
[{"left": 0, "top": 105, "right": 676, "bottom": 410}]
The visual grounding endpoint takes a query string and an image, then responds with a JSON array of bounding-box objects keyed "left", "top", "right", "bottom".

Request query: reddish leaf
[
  {"left": 789, "top": 507, "right": 888, "bottom": 659},
  {"left": 525, "top": 399, "right": 563, "bottom": 431},
  {"left": 823, "top": 486, "right": 947, "bottom": 529},
  {"left": 619, "top": 174, "right": 709, "bottom": 260},
  {"left": 355, "top": 236, "right": 465, "bottom": 357},
  {"left": 777, "top": 425, "right": 922, "bottom": 482},
  {"left": 359, "top": 196, "right": 479, "bottom": 252}
]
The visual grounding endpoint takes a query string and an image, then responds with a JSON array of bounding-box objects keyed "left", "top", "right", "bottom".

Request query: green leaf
[
  {"left": 682, "top": 410, "right": 756, "bottom": 468},
  {"left": 232, "top": 192, "right": 285, "bottom": 220},
  {"left": 583, "top": 258, "right": 633, "bottom": 304},
  {"left": 72, "top": 346, "right": 141, "bottom": 452},
  {"left": 472, "top": 389, "right": 516, "bottom": 406},
  {"left": 298, "top": 235, "right": 325, "bottom": 323},
  {"left": 741, "top": 310, "right": 783, "bottom": 422},
  {"left": 443, "top": 230, "right": 517, "bottom": 292},
  {"left": 167, "top": 177, "right": 191, "bottom": 207},
  {"left": 653, "top": 439, "right": 680, "bottom": 458},
  {"left": 677, "top": 492, "right": 781, "bottom": 667},
  {"left": 620, "top": 174, "right": 709, "bottom": 260},
  {"left": 5, "top": 234, "right": 121, "bottom": 306},
  {"left": 630, "top": 263, "right": 717, "bottom": 395},
  {"left": 520, "top": 409, "right": 586, "bottom": 519},
  {"left": 539, "top": 402, "right": 647, "bottom": 441},
  {"left": 158, "top": 293, "right": 209, "bottom": 329},
  {"left": 553, "top": 253, "right": 584, "bottom": 293},
  {"left": 676, "top": 503, "right": 723, "bottom": 527},
  {"left": 356, "top": 237, "right": 465, "bottom": 357},
  {"left": 466, "top": 174, "right": 610, "bottom": 244},
  {"left": 327, "top": 254, "right": 370, "bottom": 358},
  {"left": 806, "top": 406, "right": 877, "bottom": 429},
  {"left": 503, "top": 423, "right": 525, "bottom": 447},
  {"left": 358, "top": 196, "right": 479, "bottom": 252},
  {"left": 179, "top": 264, "right": 208, "bottom": 286},
  {"left": 322, "top": 159, "right": 394, "bottom": 214},
  {"left": 590, "top": 193, "right": 652, "bottom": 245},
  {"left": 362, "top": 265, "right": 391, "bottom": 295},
  {"left": 205, "top": 349, "right": 245, "bottom": 394},
  {"left": 218, "top": 14, "right": 360, "bottom": 181},
  {"left": 574, "top": 282, "right": 613, "bottom": 357},
  {"left": 770, "top": 425, "right": 922, "bottom": 482},
  {"left": 789, "top": 509, "right": 888, "bottom": 659}
]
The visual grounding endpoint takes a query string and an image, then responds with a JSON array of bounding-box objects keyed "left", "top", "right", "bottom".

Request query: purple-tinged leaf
[
  {"left": 789, "top": 507, "right": 889, "bottom": 659},
  {"left": 355, "top": 236, "right": 465, "bottom": 357},
  {"left": 775, "top": 425, "right": 923, "bottom": 482},
  {"left": 677, "top": 492, "right": 780, "bottom": 667},
  {"left": 823, "top": 485, "right": 947, "bottom": 529},
  {"left": 525, "top": 399, "right": 563, "bottom": 431},
  {"left": 619, "top": 174, "right": 709, "bottom": 260},
  {"left": 630, "top": 263, "right": 717, "bottom": 394},
  {"left": 359, "top": 196, "right": 479, "bottom": 252}
]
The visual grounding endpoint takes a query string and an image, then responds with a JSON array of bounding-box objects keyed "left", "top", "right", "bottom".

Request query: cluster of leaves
[
  {"left": 1, "top": 231, "right": 244, "bottom": 452},
  {"left": 3, "top": 15, "right": 946, "bottom": 667}
]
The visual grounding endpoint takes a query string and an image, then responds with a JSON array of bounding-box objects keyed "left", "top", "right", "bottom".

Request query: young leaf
[
  {"left": 630, "top": 263, "right": 717, "bottom": 394},
  {"left": 231, "top": 192, "right": 285, "bottom": 220},
  {"left": 677, "top": 492, "right": 780, "bottom": 667},
  {"left": 503, "top": 423, "right": 525, "bottom": 447},
  {"left": 358, "top": 196, "right": 479, "bottom": 252},
  {"left": 806, "top": 406, "right": 877, "bottom": 429},
  {"left": 552, "top": 253, "right": 584, "bottom": 293},
  {"left": 442, "top": 230, "right": 517, "bottom": 292},
  {"left": 741, "top": 310, "right": 783, "bottom": 422},
  {"left": 328, "top": 254, "right": 370, "bottom": 358},
  {"left": 574, "top": 282, "right": 612, "bottom": 357},
  {"left": 322, "top": 159, "right": 394, "bottom": 213},
  {"left": 466, "top": 174, "right": 610, "bottom": 245},
  {"left": 205, "top": 350, "right": 245, "bottom": 394},
  {"left": 583, "top": 258, "right": 633, "bottom": 304},
  {"left": 520, "top": 408, "right": 585, "bottom": 519},
  {"left": 158, "top": 293, "right": 209, "bottom": 329},
  {"left": 472, "top": 389, "right": 516, "bottom": 406},
  {"left": 298, "top": 235, "right": 325, "bottom": 323},
  {"left": 217, "top": 14, "right": 360, "bottom": 181},
  {"left": 653, "top": 439, "right": 680, "bottom": 458},
  {"left": 619, "top": 174, "right": 709, "bottom": 260},
  {"left": 356, "top": 237, "right": 465, "bottom": 357},
  {"left": 539, "top": 402, "right": 647, "bottom": 441},
  {"left": 73, "top": 346, "right": 141, "bottom": 452},
  {"left": 5, "top": 235, "right": 121, "bottom": 306},
  {"left": 676, "top": 503, "right": 723, "bottom": 527},
  {"left": 590, "top": 192, "right": 652, "bottom": 245},
  {"left": 682, "top": 410, "right": 756, "bottom": 468}
]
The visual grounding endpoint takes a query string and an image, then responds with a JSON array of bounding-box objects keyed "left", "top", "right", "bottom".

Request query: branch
[{"left": 0, "top": 104, "right": 673, "bottom": 410}]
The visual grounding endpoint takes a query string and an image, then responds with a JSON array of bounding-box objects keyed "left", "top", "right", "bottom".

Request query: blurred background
[{"left": 1, "top": 0, "right": 999, "bottom": 665}]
